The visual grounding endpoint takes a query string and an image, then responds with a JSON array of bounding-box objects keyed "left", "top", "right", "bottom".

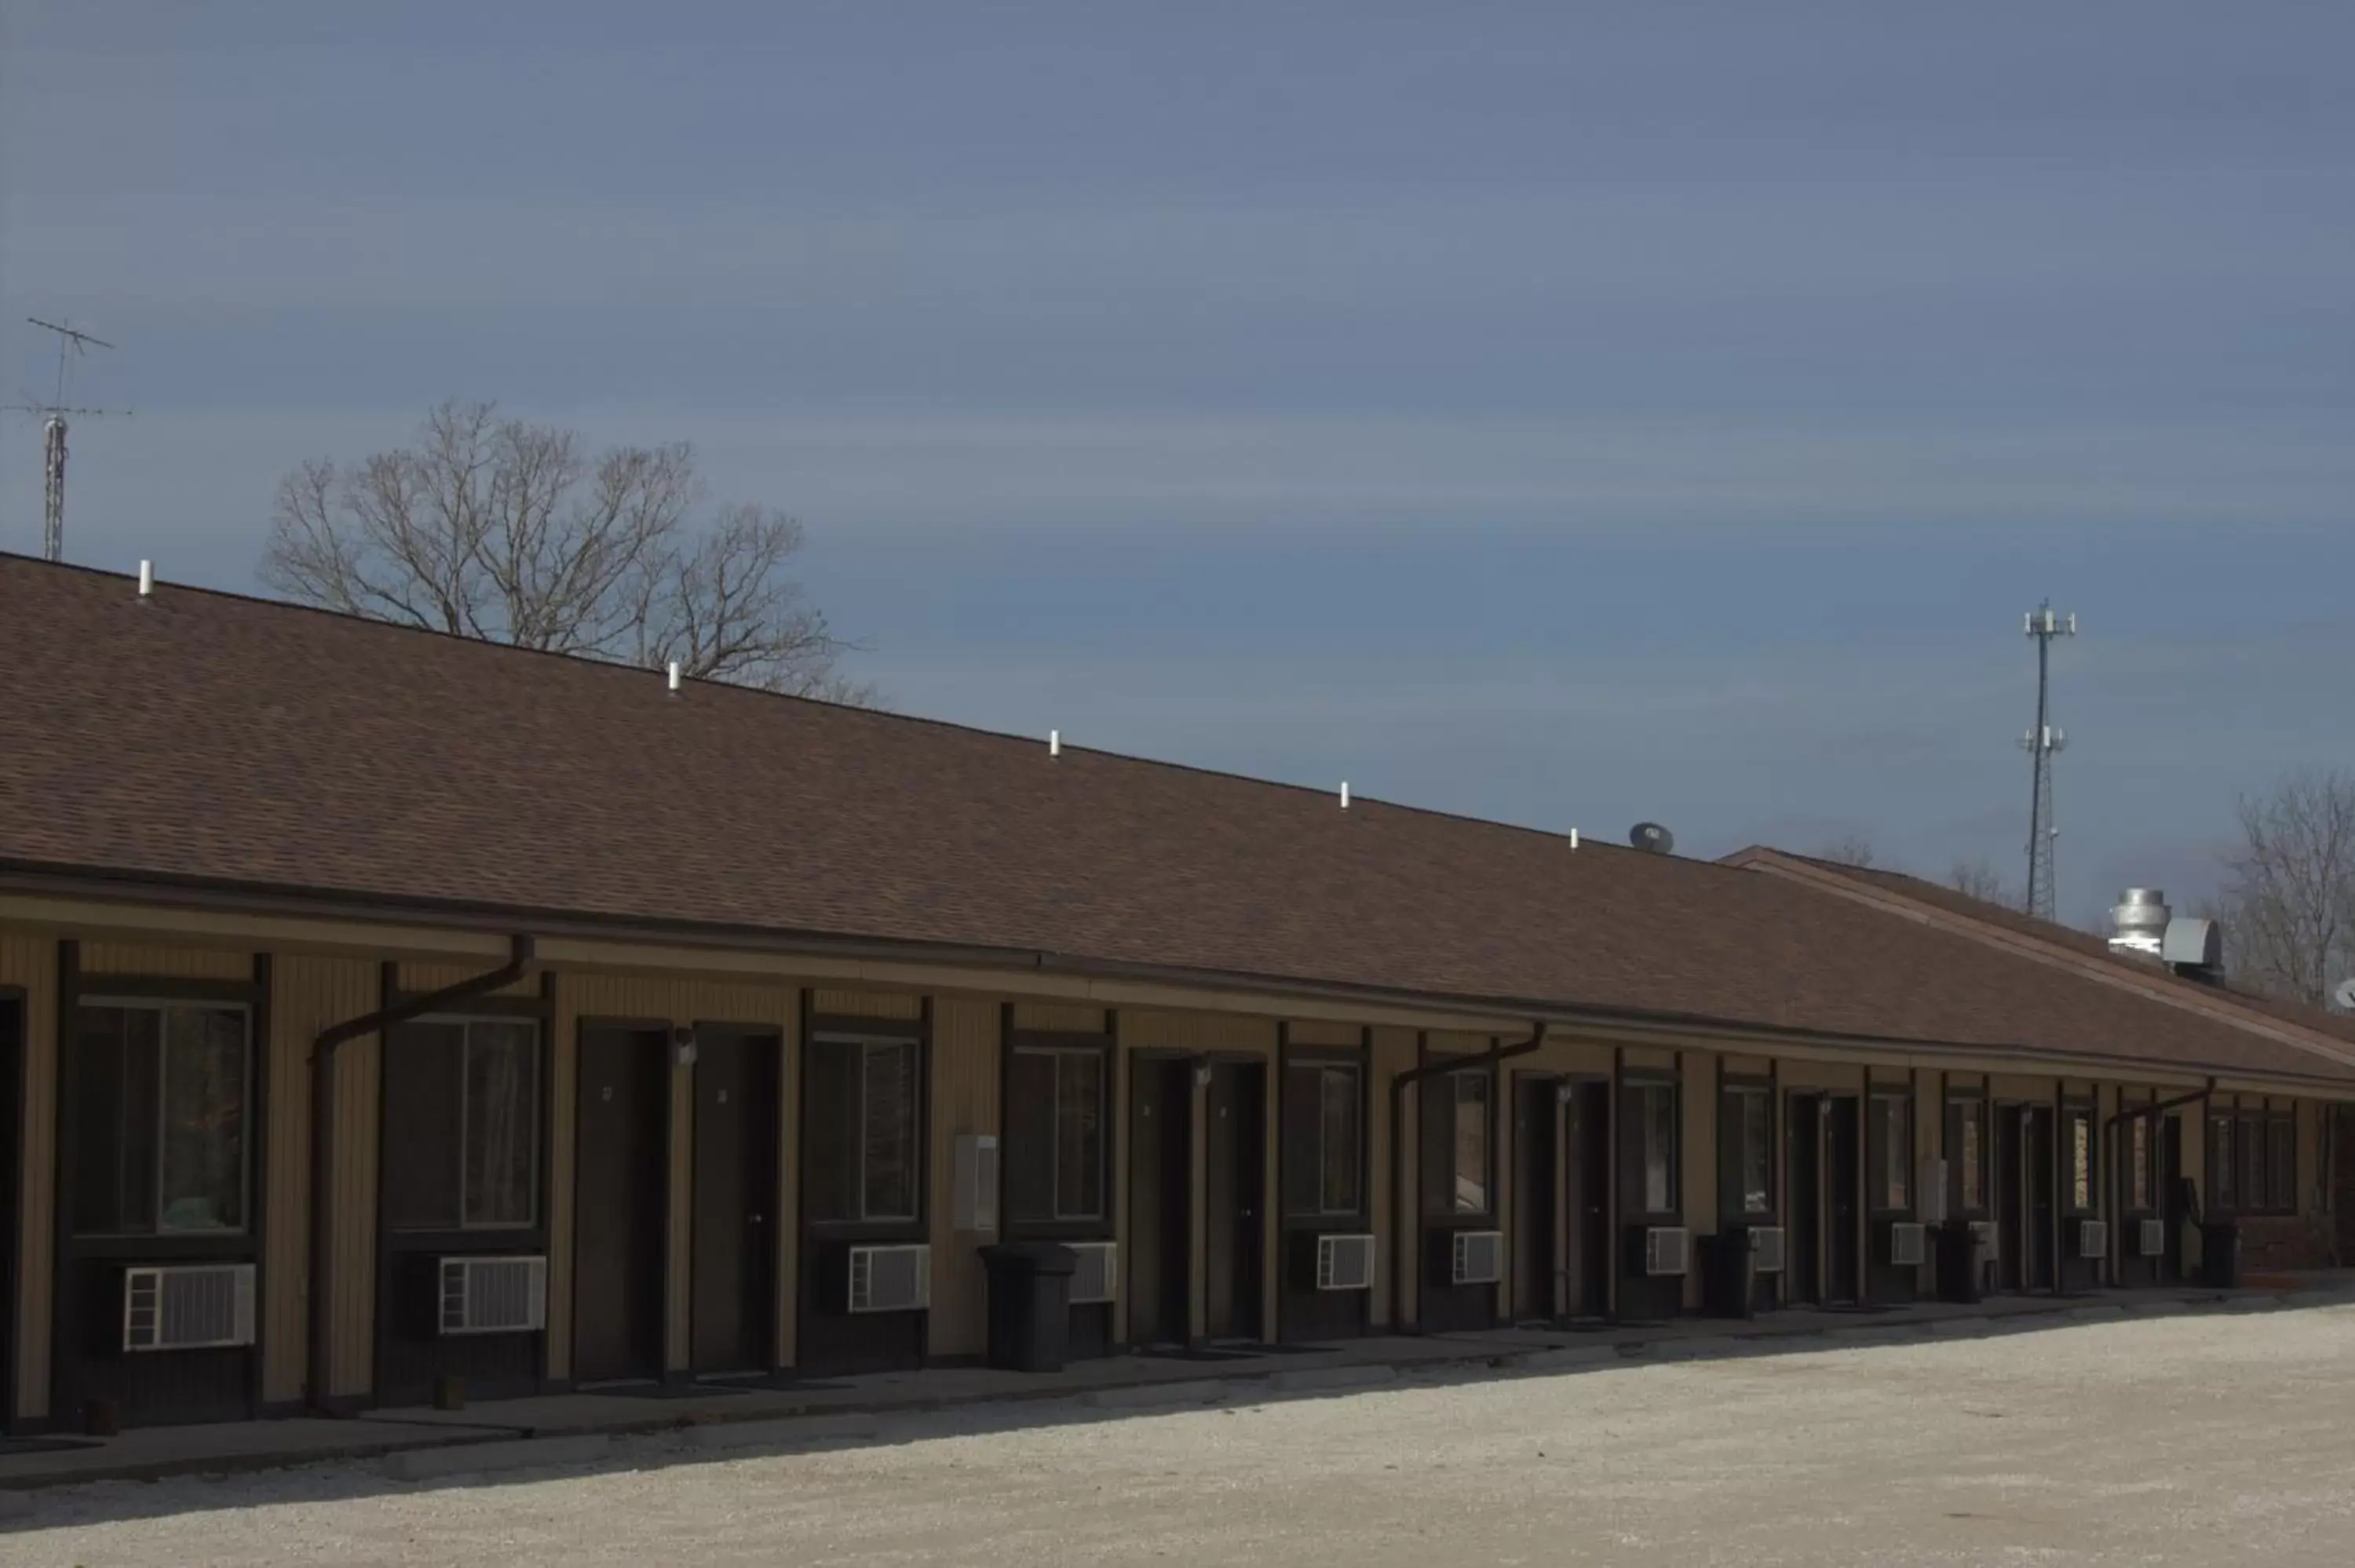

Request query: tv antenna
[
  {"left": 2018, "top": 600, "right": 2077, "bottom": 924},
  {"left": 6, "top": 316, "right": 133, "bottom": 562}
]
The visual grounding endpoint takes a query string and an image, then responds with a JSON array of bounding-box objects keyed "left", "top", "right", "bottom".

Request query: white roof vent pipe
[
  {"left": 666, "top": 660, "right": 682, "bottom": 695},
  {"left": 1050, "top": 729, "right": 1061, "bottom": 757},
  {"left": 137, "top": 560, "right": 154, "bottom": 600},
  {"left": 1339, "top": 781, "right": 1350, "bottom": 810},
  {"left": 2107, "top": 888, "right": 2170, "bottom": 961}
]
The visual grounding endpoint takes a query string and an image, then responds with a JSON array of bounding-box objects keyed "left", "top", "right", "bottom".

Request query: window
[
  {"left": 1634, "top": 1081, "right": 1679, "bottom": 1214},
  {"left": 1283, "top": 1059, "right": 1364, "bottom": 1218},
  {"left": 1451, "top": 1069, "right": 1492, "bottom": 1214},
  {"left": 2269, "top": 1110, "right": 2297, "bottom": 1213},
  {"left": 1946, "top": 1096, "right": 1986, "bottom": 1212},
  {"left": 74, "top": 1001, "right": 250, "bottom": 1236},
  {"left": 386, "top": 1018, "right": 541, "bottom": 1231},
  {"left": 2208, "top": 1099, "right": 2298, "bottom": 1216},
  {"left": 1722, "top": 1083, "right": 1773, "bottom": 1216},
  {"left": 2128, "top": 1112, "right": 2152, "bottom": 1211},
  {"left": 2067, "top": 1108, "right": 2094, "bottom": 1212},
  {"left": 1868, "top": 1092, "right": 1911, "bottom": 1212},
  {"left": 805, "top": 1034, "right": 923, "bottom": 1224},
  {"left": 1007, "top": 1045, "right": 1106, "bottom": 1224}
]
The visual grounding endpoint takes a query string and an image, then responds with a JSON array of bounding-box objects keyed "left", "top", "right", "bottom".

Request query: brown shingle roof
[
  {"left": 1734, "top": 851, "right": 2355, "bottom": 1052},
  {"left": 4, "top": 554, "right": 2351, "bottom": 1088}
]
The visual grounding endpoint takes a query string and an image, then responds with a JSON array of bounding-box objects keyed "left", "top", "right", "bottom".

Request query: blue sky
[{"left": 3, "top": 2, "right": 2350, "bottom": 925}]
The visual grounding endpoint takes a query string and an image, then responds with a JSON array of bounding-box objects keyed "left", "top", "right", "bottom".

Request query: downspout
[
  {"left": 306, "top": 935, "right": 535, "bottom": 1413},
  {"left": 2103, "top": 1078, "right": 2213, "bottom": 1289},
  {"left": 1387, "top": 1019, "right": 1546, "bottom": 1332}
]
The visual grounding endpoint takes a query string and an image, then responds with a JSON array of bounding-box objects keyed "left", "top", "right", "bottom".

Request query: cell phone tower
[
  {"left": 6, "top": 317, "right": 132, "bottom": 561},
  {"left": 2020, "top": 600, "right": 2077, "bottom": 924}
]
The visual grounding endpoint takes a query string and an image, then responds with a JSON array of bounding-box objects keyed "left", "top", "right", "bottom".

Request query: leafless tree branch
[
  {"left": 2215, "top": 768, "right": 2355, "bottom": 1005},
  {"left": 261, "top": 401, "right": 878, "bottom": 704}
]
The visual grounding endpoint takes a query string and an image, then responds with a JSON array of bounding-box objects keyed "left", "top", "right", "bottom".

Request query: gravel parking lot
[{"left": 9, "top": 1305, "right": 2354, "bottom": 1567}]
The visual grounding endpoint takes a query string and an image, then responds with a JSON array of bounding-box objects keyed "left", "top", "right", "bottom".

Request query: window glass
[
  {"left": 1006, "top": 1049, "right": 1058, "bottom": 1223},
  {"left": 861, "top": 1039, "right": 920, "bottom": 1221},
  {"left": 2268, "top": 1113, "right": 2295, "bottom": 1213},
  {"left": 160, "top": 1005, "right": 248, "bottom": 1232},
  {"left": 2129, "top": 1114, "right": 2152, "bottom": 1209},
  {"left": 1740, "top": 1088, "right": 1772, "bottom": 1214},
  {"left": 1053, "top": 1049, "right": 1104, "bottom": 1220},
  {"left": 2068, "top": 1111, "right": 2092, "bottom": 1211},
  {"left": 1955, "top": 1099, "right": 1984, "bottom": 1210},
  {"left": 1875, "top": 1095, "right": 1911, "bottom": 1211},
  {"left": 2211, "top": 1113, "right": 2236, "bottom": 1209},
  {"left": 1320, "top": 1064, "right": 1362, "bottom": 1214},
  {"left": 1642, "top": 1083, "right": 1678, "bottom": 1213},
  {"left": 1452, "top": 1070, "right": 1491, "bottom": 1213},
  {"left": 462, "top": 1020, "right": 539, "bottom": 1227},
  {"left": 74, "top": 1003, "right": 250, "bottom": 1238},
  {"left": 2238, "top": 1111, "right": 2265, "bottom": 1213}
]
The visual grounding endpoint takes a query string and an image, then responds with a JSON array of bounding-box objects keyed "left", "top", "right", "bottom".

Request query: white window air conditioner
[
  {"left": 1316, "top": 1233, "right": 1377, "bottom": 1292},
  {"left": 439, "top": 1256, "right": 548, "bottom": 1336},
  {"left": 951, "top": 1134, "right": 999, "bottom": 1234},
  {"left": 2076, "top": 1219, "right": 2109, "bottom": 1260},
  {"left": 1451, "top": 1230, "right": 1504, "bottom": 1286},
  {"left": 848, "top": 1244, "right": 932, "bottom": 1313},
  {"left": 1969, "top": 1219, "right": 1999, "bottom": 1262},
  {"left": 1068, "top": 1241, "right": 1118, "bottom": 1305},
  {"left": 1643, "top": 1227, "right": 1691, "bottom": 1278},
  {"left": 1886, "top": 1222, "right": 1927, "bottom": 1269},
  {"left": 1747, "top": 1226, "right": 1787, "bottom": 1274},
  {"left": 122, "top": 1263, "right": 257, "bottom": 1352},
  {"left": 2137, "top": 1217, "right": 2167, "bottom": 1257}
]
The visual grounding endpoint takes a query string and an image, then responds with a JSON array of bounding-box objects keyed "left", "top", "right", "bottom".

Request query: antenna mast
[
  {"left": 7, "top": 317, "right": 132, "bottom": 562},
  {"left": 2019, "top": 600, "right": 2077, "bottom": 924}
]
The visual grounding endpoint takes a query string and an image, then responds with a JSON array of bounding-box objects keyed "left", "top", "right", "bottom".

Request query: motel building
[{"left": 2, "top": 553, "right": 2352, "bottom": 1435}]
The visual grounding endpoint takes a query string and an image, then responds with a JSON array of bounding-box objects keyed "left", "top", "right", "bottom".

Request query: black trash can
[
  {"left": 1938, "top": 1219, "right": 1982, "bottom": 1304},
  {"left": 1704, "top": 1232, "right": 1757, "bottom": 1318},
  {"left": 980, "top": 1242, "right": 1077, "bottom": 1373},
  {"left": 2200, "top": 1221, "right": 2241, "bottom": 1290}
]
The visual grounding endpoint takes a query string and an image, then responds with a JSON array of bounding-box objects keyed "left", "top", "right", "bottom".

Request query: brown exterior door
[
  {"left": 2025, "top": 1106, "right": 2057, "bottom": 1292},
  {"left": 1203, "top": 1060, "right": 1265, "bottom": 1342},
  {"left": 1994, "top": 1106, "right": 2025, "bottom": 1291},
  {"left": 572, "top": 1025, "right": 668, "bottom": 1384},
  {"left": 1126, "top": 1058, "right": 1192, "bottom": 1347},
  {"left": 2160, "top": 1115, "right": 2186, "bottom": 1283},
  {"left": 692, "top": 1026, "right": 780, "bottom": 1376},
  {"left": 1513, "top": 1078, "right": 1559, "bottom": 1323},
  {"left": 1787, "top": 1095, "right": 1823, "bottom": 1306},
  {"left": 1827, "top": 1096, "right": 1862, "bottom": 1304},
  {"left": 1566, "top": 1081, "right": 1611, "bottom": 1319},
  {"left": 0, "top": 997, "right": 19, "bottom": 1425}
]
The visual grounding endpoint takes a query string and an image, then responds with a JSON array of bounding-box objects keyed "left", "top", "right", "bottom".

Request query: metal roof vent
[
  {"left": 2107, "top": 888, "right": 2170, "bottom": 960},
  {"left": 2161, "top": 917, "right": 2224, "bottom": 979}
]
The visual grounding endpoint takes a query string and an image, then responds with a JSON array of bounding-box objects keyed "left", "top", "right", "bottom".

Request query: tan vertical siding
[
  {"left": 1121, "top": 1010, "right": 1279, "bottom": 1056},
  {"left": 1988, "top": 1073, "right": 2055, "bottom": 1103},
  {"left": 266, "top": 954, "right": 378, "bottom": 1407},
  {"left": 809, "top": 989, "right": 922, "bottom": 1022},
  {"left": 1779, "top": 1058, "right": 1865, "bottom": 1092},
  {"left": 1681, "top": 1052, "right": 1714, "bottom": 1309},
  {"left": 1285, "top": 1019, "right": 1362, "bottom": 1049},
  {"left": 1011, "top": 1002, "right": 1105, "bottom": 1034},
  {"left": 78, "top": 942, "right": 252, "bottom": 980},
  {"left": 396, "top": 963, "right": 538, "bottom": 998},
  {"left": 927, "top": 998, "right": 999, "bottom": 1358},
  {"left": 3, "top": 932, "right": 56, "bottom": 1422},
  {"left": 329, "top": 1026, "right": 379, "bottom": 1398}
]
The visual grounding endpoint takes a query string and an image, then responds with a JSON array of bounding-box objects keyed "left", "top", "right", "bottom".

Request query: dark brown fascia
[
  {"left": 9, "top": 857, "right": 2355, "bottom": 1095},
  {"left": 1723, "top": 847, "right": 2355, "bottom": 1072}
]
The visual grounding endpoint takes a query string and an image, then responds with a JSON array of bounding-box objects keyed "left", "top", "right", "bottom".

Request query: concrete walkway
[{"left": 7, "top": 1278, "right": 2350, "bottom": 1493}]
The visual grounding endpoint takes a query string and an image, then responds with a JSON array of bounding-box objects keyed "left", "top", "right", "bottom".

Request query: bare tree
[
  {"left": 1946, "top": 856, "right": 2016, "bottom": 909},
  {"left": 264, "top": 401, "right": 875, "bottom": 702},
  {"left": 2214, "top": 768, "right": 2355, "bottom": 1005},
  {"left": 1813, "top": 833, "right": 1880, "bottom": 870}
]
